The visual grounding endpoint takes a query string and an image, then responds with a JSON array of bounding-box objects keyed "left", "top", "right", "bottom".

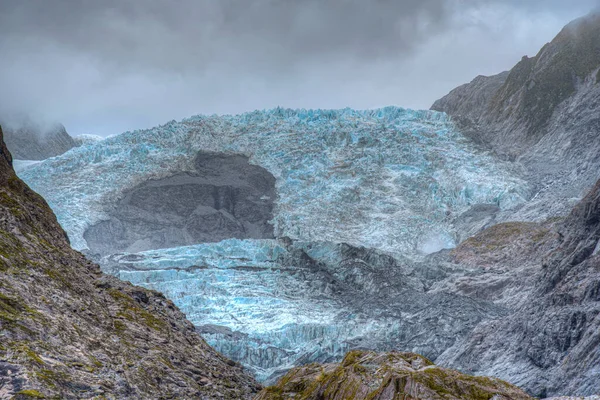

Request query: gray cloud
[{"left": 0, "top": 0, "right": 598, "bottom": 137}]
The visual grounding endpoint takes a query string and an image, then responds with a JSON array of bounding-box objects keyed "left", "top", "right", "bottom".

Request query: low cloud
[{"left": 0, "top": 0, "right": 598, "bottom": 136}]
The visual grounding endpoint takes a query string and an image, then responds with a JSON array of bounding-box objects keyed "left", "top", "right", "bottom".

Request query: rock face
[
  {"left": 1, "top": 121, "right": 75, "bottom": 160},
  {"left": 432, "top": 12, "right": 600, "bottom": 222},
  {"left": 0, "top": 125, "right": 259, "bottom": 398},
  {"left": 255, "top": 350, "right": 533, "bottom": 400},
  {"left": 438, "top": 180, "right": 600, "bottom": 397},
  {"left": 84, "top": 152, "right": 276, "bottom": 255},
  {"left": 427, "top": 14, "right": 600, "bottom": 395}
]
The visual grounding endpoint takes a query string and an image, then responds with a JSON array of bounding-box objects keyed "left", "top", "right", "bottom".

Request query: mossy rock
[
  {"left": 255, "top": 350, "right": 532, "bottom": 400},
  {"left": 14, "top": 389, "right": 46, "bottom": 399}
]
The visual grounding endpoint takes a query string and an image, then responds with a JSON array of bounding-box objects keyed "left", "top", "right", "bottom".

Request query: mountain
[
  {"left": 1, "top": 121, "right": 76, "bottom": 160},
  {"left": 17, "top": 107, "right": 528, "bottom": 381},
  {"left": 427, "top": 12, "right": 600, "bottom": 397},
  {"left": 432, "top": 12, "right": 600, "bottom": 223},
  {"left": 437, "top": 179, "right": 600, "bottom": 397},
  {"left": 9, "top": 12, "right": 600, "bottom": 398},
  {"left": 0, "top": 125, "right": 259, "bottom": 398}
]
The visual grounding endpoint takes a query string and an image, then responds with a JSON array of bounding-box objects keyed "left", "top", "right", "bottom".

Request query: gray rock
[
  {"left": 433, "top": 12, "right": 600, "bottom": 223},
  {"left": 84, "top": 152, "right": 276, "bottom": 255},
  {"left": 437, "top": 180, "right": 600, "bottom": 397}
]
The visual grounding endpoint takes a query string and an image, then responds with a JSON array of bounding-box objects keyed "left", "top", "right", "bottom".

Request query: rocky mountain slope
[
  {"left": 438, "top": 179, "right": 600, "bottom": 397},
  {"left": 425, "top": 13, "right": 600, "bottom": 396},
  {"left": 255, "top": 350, "right": 532, "bottom": 400},
  {"left": 0, "top": 125, "right": 259, "bottom": 398},
  {"left": 1, "top": 121, "right": 75, "bottom": 160},
  {"left": 249, "top": 178, "right": 600, "bottom": 398},
  {"left": 432, "top": 12, "right": 600, "bottom": 223}
]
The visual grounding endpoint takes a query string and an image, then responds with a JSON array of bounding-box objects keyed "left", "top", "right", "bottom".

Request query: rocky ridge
[
  {"left": 432, "top": 12, "right": 600, "bottom": 223},
  {"left": 437, "top": 179, "right": 600, "bottom": 397},
  {"left": 0, "top": 124, "right": 259, "bottom": 398},
  {"left": 427, "top": 12, "right": 600, "bottom": 396},
  {"left": 1, "top": 121, "right": 75, "bottom": 161},
  {"left": 255, "top": 350, "right": 532, "bottom": 400}
]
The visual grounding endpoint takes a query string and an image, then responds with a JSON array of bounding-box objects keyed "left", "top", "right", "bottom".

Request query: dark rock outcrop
[
  {"left": 2, "top": 121, "right": 75, "bottom": 160},
  {"left": 256, "top": 350, "right": 533, "bottom": 400},
  {"left": 84, "top": 152, "right": 276, "bottom": 255},
  {"left": 0, "top": 124, "right": 259, "bottom": 398}
]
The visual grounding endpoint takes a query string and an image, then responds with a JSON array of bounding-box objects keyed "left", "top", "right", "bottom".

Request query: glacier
[
  {"left": 20, "top": 107, "right": 529, "bottom": 255},
  {"left": 18, "top": 107, "right": 529, "bottom": 381}
]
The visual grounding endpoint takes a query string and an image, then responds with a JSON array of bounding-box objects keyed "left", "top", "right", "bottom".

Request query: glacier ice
[
  {"left": 13, "top": 159, "right": 42, "bottom": 173},
  {"left": 104, "top": 238, "right": 504, "bottom": 382},
  {"left": 17, "top": 107, "right": 529, "bottom": 381},
  {"left": 20, "top": 107, "right": 529, "bottom": 256}
]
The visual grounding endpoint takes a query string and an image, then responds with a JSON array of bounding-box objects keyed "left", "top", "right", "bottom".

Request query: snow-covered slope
[{"left": 20, "top": 107, "right": 528, "bottom": 255}]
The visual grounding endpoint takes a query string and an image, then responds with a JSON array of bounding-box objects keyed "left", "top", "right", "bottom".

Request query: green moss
[
  {"left": 35, "top": 369, "right": 69, "bottom": 389},
  {"left": 15, "top": 389, "right": 45, "bottom": 398},
  {"left": 107, "top": 288, "right": 132, "bottom": 303},
  {"left": 264, "top": 386, "right": 284, "bottom": 400},
  {"left": 0, "top": 292, "right": 21, "bottom": 321},
  {"left": 137, "top": 308, "right": 166, "bottom": 331},
  {"left": 43, "top": 268, "right": 73, "bottom": 290},
  {"left": 108, "top": 289, "right": 166, "bottom": 332},
  {"left": 26, "top": 350, "right": 44, "bottom": 365},
  {"left": 114, "top": 320, "right": 127, "bottom": 334},
  {"left": 341, "top": 350, "right": 365, "bottom": 367},
  {"left": 89, "top": 354, "right": 103, "bottom": 368},
  {"left": 0, "top": 191, "right": 24, "bottom": 217},
  {"left": 160, "top": 357, "right": 175, "bottom": 370}
]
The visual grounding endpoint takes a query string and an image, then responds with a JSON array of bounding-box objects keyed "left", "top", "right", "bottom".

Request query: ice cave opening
[{"left": 83, "top": 151, "right": 277, "bottom": 255}]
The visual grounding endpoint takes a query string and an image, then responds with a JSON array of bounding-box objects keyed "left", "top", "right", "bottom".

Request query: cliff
[{"left": 0, "top": 123, "right": 259, "bottom": 398}]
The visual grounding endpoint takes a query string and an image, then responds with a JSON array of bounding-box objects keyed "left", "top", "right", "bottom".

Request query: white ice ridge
[{"left": 20, "top": 107, "right": 529, "bottom": 255}]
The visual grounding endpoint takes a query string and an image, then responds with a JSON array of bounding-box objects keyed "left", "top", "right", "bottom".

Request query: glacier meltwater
[{"left": 19, "top": 107, "right": 529, "bottom": 381}]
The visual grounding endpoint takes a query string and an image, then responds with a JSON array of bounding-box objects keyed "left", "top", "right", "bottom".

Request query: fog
[{"left": 0, "top": 0, "right": 598, "bottom": 136}]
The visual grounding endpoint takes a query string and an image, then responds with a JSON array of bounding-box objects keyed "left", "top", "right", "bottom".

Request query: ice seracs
[{"left": 20, "top": 106, "right": 529, "bottom": 256}]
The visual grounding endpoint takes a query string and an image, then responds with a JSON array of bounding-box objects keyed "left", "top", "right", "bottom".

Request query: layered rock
[
  {"left": 0, "top": 124, "right": 259, "bottom": 398},
  {"left": 427, "top": 14, "right": 600, "bottom": 395},
  {"left": 84, "top": 152, "right": 276, "bottom": 255},
  {"left": 255, "top": 350, "right": 533, "bottom": 400}
]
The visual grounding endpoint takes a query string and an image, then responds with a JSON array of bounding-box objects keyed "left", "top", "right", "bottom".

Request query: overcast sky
[{"left": 0, "top": 0, "right": 598, "bottom": 137}]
